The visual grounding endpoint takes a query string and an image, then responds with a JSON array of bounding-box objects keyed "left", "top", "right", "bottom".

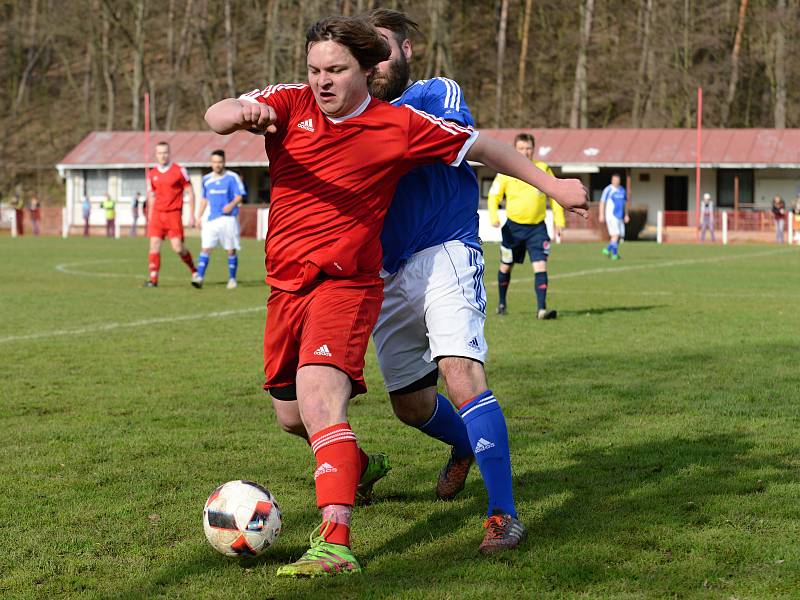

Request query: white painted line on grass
[
  {"left": 0, "top": 307, "right": 264, "bottom": 345},
  {"left": 55, "top": 259, "right": 178, "bottom": 280},
  {"left": 515, "top": 247, "right": 794, "bottom": 284},
  {"left": 55, "top": 259, "right": 142, "bottom": 279}
]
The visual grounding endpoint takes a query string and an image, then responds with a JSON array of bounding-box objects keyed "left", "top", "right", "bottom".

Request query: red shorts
[
  {"left": 264, "top": 277, "right": 383, "bottom": 399},
  {"left": 147, "top": 210, "right": 184, "bottom": 240}
]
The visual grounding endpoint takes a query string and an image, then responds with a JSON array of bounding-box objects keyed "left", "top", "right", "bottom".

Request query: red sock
[
  {"left": 358, "top": 447, "right": 369, "bottom": 475},
  {"left": 310, "top": 423, "right": 360, "bottom": 547},
  {"left": 148, "top": 252, "right": 160, "bottom": 283},
  {"left": 180, "top": 250, "right": 196, "bottom": 273}
]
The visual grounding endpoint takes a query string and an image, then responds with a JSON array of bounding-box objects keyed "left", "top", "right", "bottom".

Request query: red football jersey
[
  {"left": 148, "top": 163, "right": 191, "bottom": 212},
  {"left": 239, "top": 84, "right": 478, "bottom": 292}
]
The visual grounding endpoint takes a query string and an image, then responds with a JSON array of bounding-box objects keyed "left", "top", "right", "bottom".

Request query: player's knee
[
  {"left": 438, "top": 357, "right": 488, "bottom": 404},
  {"left": 499, "top": 262, "right": 512, "bottom": 274},
  {"left": 390, "top": 392, "right": 436, "bottom": 427},
  {"left": 389, "top": 373, "right": 438, "bottom": 426}
]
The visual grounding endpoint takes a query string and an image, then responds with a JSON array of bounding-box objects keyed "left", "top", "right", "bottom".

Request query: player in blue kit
[
  {"left": 365, "top": 9, "right": 530, "bottom": 553},
  {"left": 599, "top": 173, "right": 629, "bottom": 260},
  {"left": 195, "top": 150, "right": 246, "bottom": 289}
]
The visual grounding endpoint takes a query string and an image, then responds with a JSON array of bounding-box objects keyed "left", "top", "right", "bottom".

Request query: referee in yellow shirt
[{"left": 488, "top": 133, "right": 565, "bottom": 319}]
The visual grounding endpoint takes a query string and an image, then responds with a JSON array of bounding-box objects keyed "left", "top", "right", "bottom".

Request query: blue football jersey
[
  {"left": 202, "top": 170, "right": 246, "bottom": 220},
  {"left": 380, "top": 77, "right": 481, "bottom": 274},
  {"left": 601, "top": 184, "right": 627, "bottom": 219}
]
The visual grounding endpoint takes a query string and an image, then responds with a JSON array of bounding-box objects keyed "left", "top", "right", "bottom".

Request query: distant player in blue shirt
[
  {"left": 600, "top": 173, "right": 629, "bottom": 260},
  {"left": 366, "top": 8, "right": 524, "bottom": 554},
  {"left": 196, "top": 149, "right": 246, "bottom": 288}
]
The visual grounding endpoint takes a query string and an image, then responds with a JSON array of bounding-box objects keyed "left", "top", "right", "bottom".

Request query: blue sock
[
  {"left": 228, "top": 254, "right": 238, "bottom": 280},
  {"left": 534, "top": 271, "right": 548, "bottom": 311},
  {"left": 459, "top": 390, "right": 516, "bottom": 517},
  {"left": 419, "top": 393, "right": 472, "bottom": 459},
  {"left": 611, "top": 241, "right": 619, "bottom": 256},
  {"left": 197, "top": 252, "right": 210, "bottom": 278}
]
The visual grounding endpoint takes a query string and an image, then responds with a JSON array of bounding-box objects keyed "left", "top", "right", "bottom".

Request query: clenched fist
[
  {"left": 240, "top": 102, "right": 277, "bottom": 132},
  {"left": 549, "top": 178, "right": 589, "bottom": 218}
]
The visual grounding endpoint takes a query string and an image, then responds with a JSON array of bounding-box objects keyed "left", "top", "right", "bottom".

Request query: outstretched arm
[
  {"left": 205, "top": 98, "right": 277, "bottom": 134},
  {"left": 466, "top": 135, "right": 588, "bottom": 217}
]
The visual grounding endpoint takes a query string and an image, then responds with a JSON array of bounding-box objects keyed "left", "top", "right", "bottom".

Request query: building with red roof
[{"left": 57, "top": 128, "right": 800, "bottom": 230}]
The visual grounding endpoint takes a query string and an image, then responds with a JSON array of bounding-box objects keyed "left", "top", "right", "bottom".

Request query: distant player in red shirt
[
  {"left": 205, "top": 15, "right": 587, "bottom": 577},
  {"left": 144, "top": 141, "right": 198, "bottom": 287}
]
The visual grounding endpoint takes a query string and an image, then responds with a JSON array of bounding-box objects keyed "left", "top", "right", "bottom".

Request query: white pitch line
[
  {"left": 0, "top": 307, "right": 264, "bottom": 345},
  {"left": 513, "top": 247, "right": 794, "bottom": 283},
  {"left": 549, "top": 288, "right": 799, "bottom": 301},
  {"left": 26, "top": 247, "right": 791, "bottom": 345},
  {"left": 56, "top": 259, "right": 140, "bottom": 279}
]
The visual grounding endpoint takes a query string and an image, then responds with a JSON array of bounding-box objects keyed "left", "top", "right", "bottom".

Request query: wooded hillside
[{"left": 2, "top": 0, "right": 798, "bottom": 199}]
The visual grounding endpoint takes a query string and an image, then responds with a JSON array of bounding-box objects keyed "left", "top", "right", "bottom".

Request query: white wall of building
[
  {"left": 64, "top": 167, "right": 205, "bottom": 227},
  {"left": 754, "top": 169, "right": 800, "bottom": 207}
]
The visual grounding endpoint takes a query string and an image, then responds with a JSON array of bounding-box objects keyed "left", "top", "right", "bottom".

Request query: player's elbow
[{"left": 205, "top": 101, "right": 237, "bottom": 134}]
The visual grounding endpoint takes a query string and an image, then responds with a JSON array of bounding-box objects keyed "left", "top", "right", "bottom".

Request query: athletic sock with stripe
[{"left": 458, "top": 390, "right": 517, "bottom": 518}]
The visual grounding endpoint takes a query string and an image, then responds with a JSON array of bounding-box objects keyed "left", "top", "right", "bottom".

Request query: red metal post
[
  {"left": 695, "top": 87, "right": 702, "bottom": 237},
  {"left": 144, "top": 92, "right": 151, "bottom": 223}
]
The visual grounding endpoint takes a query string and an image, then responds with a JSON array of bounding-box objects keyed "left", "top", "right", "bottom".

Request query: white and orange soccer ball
[{"left": 202, "top": 480, "right": 282, "bottom": 557}]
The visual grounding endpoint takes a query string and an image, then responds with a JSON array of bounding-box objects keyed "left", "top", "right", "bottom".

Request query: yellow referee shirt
[{"left": 487, "top": 160, "right": 565, "bottom": 228}]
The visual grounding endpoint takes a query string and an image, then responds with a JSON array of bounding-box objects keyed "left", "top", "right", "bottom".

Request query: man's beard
[{"left": 369, "top": 55, "right": 411, "bottom": 101}]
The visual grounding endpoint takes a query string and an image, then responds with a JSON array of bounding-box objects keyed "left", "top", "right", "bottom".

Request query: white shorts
[
  {"left": 606, "top": 216, "right": 625, "bottom": 238},
  {"left": 201, "top": 216, "right": 240, "bottom": 251},
  {"left": 373, "top": 241, "right": 488, "bottom": 392}
]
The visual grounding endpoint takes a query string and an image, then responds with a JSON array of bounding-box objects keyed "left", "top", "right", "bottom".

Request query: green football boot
[
  {"left": 276, "top": 524, "right": 362, "bottom": 578},
  {"left": 355, "top": 452, "right": 391, "bottom": 506}
]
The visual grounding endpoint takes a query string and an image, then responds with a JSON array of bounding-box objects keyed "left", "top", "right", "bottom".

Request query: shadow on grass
[
  {"left": 110, "top": 511, "right": 320, "bottom": 600},
  {"left": 557, "top": 304, "right": 664, "bottom": 317}
]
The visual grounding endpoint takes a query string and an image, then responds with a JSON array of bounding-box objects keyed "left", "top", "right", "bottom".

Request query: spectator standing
[
  {"left": 12, "top": 192, "right": 24, "bottom": 236},
  {"left": 29, "top": 195, "right": 42, "bottom": 236},
  {"left": 82, "top": 195, "right": 91, "bottom": 236},
  {"left": 772, "top": 195, "right": 786, "bottom": 244},
  {"left": 101, "top": 195, "right": 116, "bottom": 238},
  {"left": 793, "top": 195, "right": 800, "bottom": 245},
  {"left": 130, "top": 192, "right": 141, "bottom": 236},
  {"left": 700, "top": 193, "right": 715, "bottom": 242}
]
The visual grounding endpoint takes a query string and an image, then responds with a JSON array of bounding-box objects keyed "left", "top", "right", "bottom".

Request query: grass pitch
[{"left": 1, "top": 236, "right": 799, "bottom": 599}]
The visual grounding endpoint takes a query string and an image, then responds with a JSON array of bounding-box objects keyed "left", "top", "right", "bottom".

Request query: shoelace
[{"left": 483, "top": 515, "right": 508, "bottom": 540}]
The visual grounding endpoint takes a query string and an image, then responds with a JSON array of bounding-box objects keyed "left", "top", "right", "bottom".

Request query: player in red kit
[
  {"left": 144, "top": 141, "right": 198, "bottom": 287},
  {"left": 205, "top": 15, "right": 587, "bottom": 577}
]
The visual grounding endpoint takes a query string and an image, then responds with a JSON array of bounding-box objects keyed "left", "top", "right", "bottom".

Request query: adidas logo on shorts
[
  {"left": 474, "top": 437, "right": 495, "bottom": 453},
  {"left": 297, "top": 118, "right": 315, "bottom": 132},
  {"left": 313, "top": 344, "right": 332, "bottom": 357},
  {"left": 314, "top": 462, "right": 338, "bottom": 479},
  {"left": 467, "top": 337, "right": 481, "bottom": 351}
]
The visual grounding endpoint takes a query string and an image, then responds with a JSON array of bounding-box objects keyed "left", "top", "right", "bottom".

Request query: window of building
[
  {"left": 120, "top": 170, "right": 147, "bottom": 199},
  {"left": 716, "top": 169, "right": 754, "bottom": 208},
  {"left": 589, "top": 168, "right": 626, "bottom": 202},
  {"left": 85, "top": 170, "right": 108, "bottom": 197}
]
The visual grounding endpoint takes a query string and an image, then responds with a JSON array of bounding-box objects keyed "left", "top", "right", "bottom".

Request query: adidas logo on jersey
[
  {"left": 474, "top": 437, "right": 495, "bottom": 453},
  {"left": 314, "top": 462, "right": 338, "bottom": 479},
  {"left": 297, "top": 118, "right": 315, "bottom": 132},
  {"left": 467, "top": 337, "right": 481, "bottom": 351},
  {"left": 313, "top": 344, "right": 332, "bottom": 357}
]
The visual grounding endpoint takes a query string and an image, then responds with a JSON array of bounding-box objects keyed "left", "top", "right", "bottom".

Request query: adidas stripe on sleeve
[
  {"left": 423, "top": 77, "right": 474, "bottom": 127},
  {"left": 404, "top": 104, "right": 479, "bottom": 168}
]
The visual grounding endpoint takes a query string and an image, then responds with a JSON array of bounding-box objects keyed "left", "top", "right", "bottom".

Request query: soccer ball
[{"left": 202, "top": 480, "right": 282, "bottom": 557}]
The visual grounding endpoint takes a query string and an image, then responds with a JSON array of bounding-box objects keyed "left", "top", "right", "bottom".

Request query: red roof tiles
[{"left": 57, "top": 128, "right": 800, "bottom": 170}]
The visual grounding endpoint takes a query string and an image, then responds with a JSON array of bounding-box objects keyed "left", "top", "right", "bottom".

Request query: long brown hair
[{"left": 305, "top": 16, "right": 390, "bottom": 70}]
